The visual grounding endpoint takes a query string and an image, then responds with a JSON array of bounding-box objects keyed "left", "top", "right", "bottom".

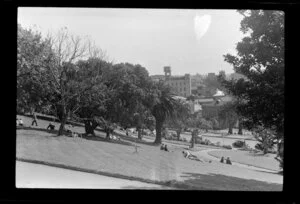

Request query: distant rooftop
[
  {"left": 213, "top": 89, "right": 225, "bottom": 97},
  {"left": 172, "top": 96, "right": 187, "bottom": 101}
]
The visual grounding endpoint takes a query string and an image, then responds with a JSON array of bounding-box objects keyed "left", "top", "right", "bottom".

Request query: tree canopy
[
  {"left": 220, "top": 10, "right": 284, "bottom": 168},
  {"left": 220, "top": 10, "right": 284, "bottom": 135}
]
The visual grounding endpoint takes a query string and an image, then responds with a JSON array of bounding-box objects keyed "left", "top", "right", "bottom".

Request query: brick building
[{"left": 163, "top": 66, "right": 192, "bottom": 97}]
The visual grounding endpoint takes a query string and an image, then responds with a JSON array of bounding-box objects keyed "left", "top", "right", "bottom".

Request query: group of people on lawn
[
  {"left": 16, "top": 112, "right": 38, "bottom": 127},
  {"left": 160, "top": 144, "right": 169, "bottom": 152},
  {"left": 16, "top": 112, "right": 80, "bottom": 137},
  {"left": 182, "top": 149, "right": 232, "bottom": 165},
  {"left": 220, "top": 156, "right": 232, "bottom": 165},
  {"left": 17, "top": 112, "right": 124, "bottom": 140}
]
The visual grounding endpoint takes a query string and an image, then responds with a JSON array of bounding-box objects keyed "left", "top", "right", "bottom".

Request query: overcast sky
[{"left": 18, "top": 8, "right": 245, "bottom": 76}]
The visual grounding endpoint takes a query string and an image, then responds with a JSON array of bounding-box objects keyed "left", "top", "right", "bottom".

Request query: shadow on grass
[
  {"left": 17, "top": 126, "right": 135, "bottom": 147},
  {"left": 17, "top": 126, "right": 59, "bottom": 135},
  {"left": 246, "top": 152, "right": 276, "bottom": 157},
  {"left": 165, "top": 172, "right": 283, "bottom": 191},
  {"left": 109, "top": 131, "right": 159, "bottom": 147},
  {"left": 82, "top": 134, "right": 134, "bottom": 147}
]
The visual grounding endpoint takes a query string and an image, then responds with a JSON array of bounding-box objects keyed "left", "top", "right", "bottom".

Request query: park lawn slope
[
  {"left": 16, "top": 128, "right": 283, "bottom": 191},
  {"left": 208, "top": 150, "right": 280, "bottom": 171}
]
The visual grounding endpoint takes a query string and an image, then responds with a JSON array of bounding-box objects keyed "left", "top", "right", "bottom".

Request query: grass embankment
[
  {"left": 16, "top": 116, "right": 283, "bottom": 190},
  {"left": 207, "top": 150, "right": 280, "bottom": 171}
]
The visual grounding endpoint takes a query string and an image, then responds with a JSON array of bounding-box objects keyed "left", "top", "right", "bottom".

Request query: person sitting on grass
[
  {"left": 17, "top": 118, "right": 24, "bottom": 126},
  {"left": 220, "top": 156, "right": 225, "bottom": 163},
  {"left": 160, "top": 144, "right": 165, "bottom": 150},
  {"left": 72, "top": 131, "right": 78, "bottom": 138},
  {"left": 64, "top": 124, "right": 73, "bottom": 135},
  {"left": 164, "top": 144, "right": 169, "bottom": 152},
  {"left": 47, "top": 123, "right": 55, "bottom": 130},
  {"left": 19, "top": 119, "right": 24, "bottom": 126},
  {"left": 226, "top": 157, "right": 232, "bottom": 165}
]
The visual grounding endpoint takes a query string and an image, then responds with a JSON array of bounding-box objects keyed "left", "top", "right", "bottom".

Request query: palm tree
[{"left": 147, "top": 82, "right": 184, "bottom": 144}]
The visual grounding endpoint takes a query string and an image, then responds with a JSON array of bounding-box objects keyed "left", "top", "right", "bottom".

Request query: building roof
[
  {"left": 220, "top": 95, "right": 232, "bottom": 102},
  {"left": 172, "top": 96, "right": 187, "bottom": 101},
  {"left": 197, "top": 98, "right": 215, "bottom": 103},
  {"left": 213, "top": 89, "right": 225, "bottom": 97}
]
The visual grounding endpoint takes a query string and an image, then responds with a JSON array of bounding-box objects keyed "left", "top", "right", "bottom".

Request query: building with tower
[{"left": 163, "top": 66, "right": 192, "bottom": 97}]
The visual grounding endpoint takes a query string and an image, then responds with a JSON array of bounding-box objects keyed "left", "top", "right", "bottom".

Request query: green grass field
[{"left": 16, "top": 116, "right": 283, "bottom": 191}]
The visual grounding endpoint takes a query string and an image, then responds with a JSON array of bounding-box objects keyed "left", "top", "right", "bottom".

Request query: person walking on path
[{"left": 31, "top": 112, "right": 38, "bottom": 126}]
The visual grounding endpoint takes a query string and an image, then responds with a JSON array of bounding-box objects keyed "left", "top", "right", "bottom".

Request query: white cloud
[{"left": 194, "top": 14, "right": 211, "bottom": 42}]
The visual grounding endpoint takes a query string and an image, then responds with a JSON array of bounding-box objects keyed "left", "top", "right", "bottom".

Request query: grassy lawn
[
  {"left": 208, "top": 150, "right": 280, "bottom": 171},
  {"left": 16, "top": 116, "right": 283, "bottom": 191}
]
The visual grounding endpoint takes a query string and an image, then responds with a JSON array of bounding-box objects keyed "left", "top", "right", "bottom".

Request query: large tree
[
  {"left": 218, "top": 101, "right": 239, "bottom": 134},
  {"left": 165, "top": 99, "right": 191, "bottom": 141},
  {"left": 74, "top": 62, "right": 152, "bottom": 139},
  {"left": 44, "top": 27, "right": 105, "bottom": 136},
  {"left": 186, "top": 114, "right": 212, "bottom": 148},
  {"left": 17, "top": 24, "right": 56, "bottom": 114},
  {"left": 220, "top": 10, "right": 284, "bottom": 167},
  {"left": 72, "top": 58, "right": 113, "bottom": 136},
  {"left": 106, "top": 63, "right": 152, "bottom": 139},
  {"left": 145, "top": 81, "right": 185, "bottom": 144}
]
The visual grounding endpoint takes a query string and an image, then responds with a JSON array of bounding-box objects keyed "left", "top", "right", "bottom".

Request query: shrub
[
  {"left": 232, "top": 140, "right": 245, "bottom": 148},
  {"left": 222, "top": 145, "right": 232, "bottom": 149},
  {"left": 267, "top": 149, "right": 277, "bottom": 154},
  {"left": 255, "top": 143, "right": 263, "bottom": 151},
  {"left": 204, "top": 139, "right": 212, "bottom": 145},
  {"left": 240, "top": 143, "right": 251, "bottom": 151},
  {"left": 195, "top": 137, "right": 202, "bottom": 144},
  {"left": 199, "top": 140, "right": 206, "bottom": 145},
  {"left": 216, "top": 142, "right": 221, "bottom": 146},
  {"left": 182, "top": 138, "right": 187, "bottom": 142}
]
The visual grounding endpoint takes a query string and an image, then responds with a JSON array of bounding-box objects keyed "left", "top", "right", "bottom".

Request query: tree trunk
[
  {"left": 277, "top": 140, "right": 283, "bottom": 168},
  {"left": 105, "top": 128, "right": 110, "bottom": 139},
  {"left": 263, "top": 147, "right": 268, "bottom": 155},
  {"left": 228, "top": 124, "right": 233, "bottom": 134},
  {"left": 190, "top": 131, "right": 195, "bottom": 148},
  {"left": 154, "top": 119, "right": 163, "bottom": 144},
  {"left": 176, "top": 129, "right": 181, "bottom": 141},
  {"left": 238, "top": 120, "right": 243, "bottom": 135},
  {"left": 84, "top": 120, "right": 96, "bottom": 136},
  {"left": 58, "top": 109, "right": 67, "bottom": 136},
  {"left": 92, "top": 121, "right": 98, "bottom": 133},
  {"left": 137, "top": 128, "right": 142, "bottom": 140}
]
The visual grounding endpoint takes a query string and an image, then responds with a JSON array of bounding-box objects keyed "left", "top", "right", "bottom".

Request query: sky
[{"left": 18, "top": 8, "right": 245, "bottom": 76}]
